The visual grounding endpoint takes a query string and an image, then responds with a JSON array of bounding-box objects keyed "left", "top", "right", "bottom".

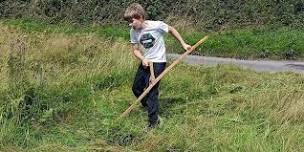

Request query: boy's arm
[
  {"left": 132, "top": 43, "right": 150, "bottom": 66},
  {"left": 168, "top": 26, "right": 191, "bottom": 51}
]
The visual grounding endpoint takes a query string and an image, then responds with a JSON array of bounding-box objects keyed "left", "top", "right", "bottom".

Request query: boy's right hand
[
  {"left": 182, "top": 43, "right": 192, "bottom": 52},
  {"left": 142, "top": 58, "right": 150, "bottom": 67}
]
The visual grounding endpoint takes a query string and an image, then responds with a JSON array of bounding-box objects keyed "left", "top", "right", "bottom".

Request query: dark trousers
[{"left": 132, "top": 62, "right": 166, "bottom": 125}]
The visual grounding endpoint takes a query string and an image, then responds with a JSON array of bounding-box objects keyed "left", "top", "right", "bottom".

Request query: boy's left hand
[{"left": 182, "top": 43, "right": 192, "bottom": 52}]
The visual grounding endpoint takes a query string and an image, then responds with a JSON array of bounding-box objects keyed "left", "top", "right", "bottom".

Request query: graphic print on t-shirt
[{"left": 140, "top": 33, "right": 155, "bottom": 49}]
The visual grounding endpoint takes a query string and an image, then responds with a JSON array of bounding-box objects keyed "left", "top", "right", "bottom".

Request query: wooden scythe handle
[{"left": 120, "top": 36, "right": 209, "bottom": 118}]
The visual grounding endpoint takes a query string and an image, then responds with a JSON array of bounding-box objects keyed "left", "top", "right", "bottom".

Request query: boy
[{"left": 124, "top": 3, "right": 191, "bottom": 131}]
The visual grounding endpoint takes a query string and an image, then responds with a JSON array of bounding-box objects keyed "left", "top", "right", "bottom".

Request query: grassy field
[
  {"left": 0, "top": 20, "right": 304, "bottom": 151},
  {"left": 2, "top": 19, "right": 304, "bottom": 60}
]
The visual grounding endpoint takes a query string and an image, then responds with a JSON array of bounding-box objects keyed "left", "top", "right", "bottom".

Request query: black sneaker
[{"left": 143, "top": 115, "right": 163, "bottom": 132}]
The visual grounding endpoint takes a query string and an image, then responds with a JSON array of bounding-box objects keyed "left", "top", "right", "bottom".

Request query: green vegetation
[
  {"left": 3, "top": 19, "right": 304, "bottom": 60},
  {"left": 179, "top": 26, "right": 304, "bottom": 60},
  {"left": 2, "top": 19, "right": 129, "bottom": 40},
  {"left": 1, "top": 0, "right": 303, "bottom": 29},
  {"left": 0, "top": 20, "right": 304, "bottom": 151}
]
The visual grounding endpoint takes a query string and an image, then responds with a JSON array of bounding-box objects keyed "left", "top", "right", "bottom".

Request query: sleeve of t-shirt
[
  {"left": 157, "top": 21, "right": 169, "bottom": 34},
  {"left": 130, "top": 30, "right": 139, "bottom": 44}
]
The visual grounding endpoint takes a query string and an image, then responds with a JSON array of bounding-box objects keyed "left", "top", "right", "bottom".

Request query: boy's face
[{"left": 128, "top": 18, "right": 144, "bottom": 30}]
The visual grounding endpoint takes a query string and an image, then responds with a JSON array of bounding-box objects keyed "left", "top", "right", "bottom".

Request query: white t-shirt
[{"left": 130, "top": 20, "right": 169, "bottom": 62}]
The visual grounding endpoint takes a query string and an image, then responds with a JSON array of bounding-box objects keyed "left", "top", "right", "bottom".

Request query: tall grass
[
  {"left": 3, "top": 19, "right": 304, "bottom": 60},
  {"left": 0, "top": 23, "right": 135, "bottom": 150},
  {"left": 0, "top": 21, "right": 304, "bottom": 151}
]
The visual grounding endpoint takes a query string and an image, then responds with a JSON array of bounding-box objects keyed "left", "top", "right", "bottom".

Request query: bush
[{"left": 1, "top": 0, "right": 303, "bottom": 29}]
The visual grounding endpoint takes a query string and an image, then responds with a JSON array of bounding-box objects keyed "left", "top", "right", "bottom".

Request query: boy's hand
[
  {"left": 142, "top": 58, "right": 150, "bottom": 67},
  {"left": 182, "top": 43, "right": 192, "bottom": 52}
]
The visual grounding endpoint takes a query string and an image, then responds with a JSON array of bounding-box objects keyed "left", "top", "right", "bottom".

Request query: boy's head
[{"left": 124, "top": 3, "right": 145, "bottom": 30}]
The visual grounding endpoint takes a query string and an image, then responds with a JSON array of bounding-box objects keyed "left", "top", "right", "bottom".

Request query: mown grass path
[{"left": 168, "top": 53, "right": 304, "bottom": 74}]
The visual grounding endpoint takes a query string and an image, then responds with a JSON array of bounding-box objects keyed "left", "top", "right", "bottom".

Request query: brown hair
[{"left": 124, "top": 3, "right": 145, "bottom": 22}]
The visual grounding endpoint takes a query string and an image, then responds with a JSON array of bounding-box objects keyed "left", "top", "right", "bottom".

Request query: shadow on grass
[{"left": 159, "top": 97, "right": 187, "bottom": 118}]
